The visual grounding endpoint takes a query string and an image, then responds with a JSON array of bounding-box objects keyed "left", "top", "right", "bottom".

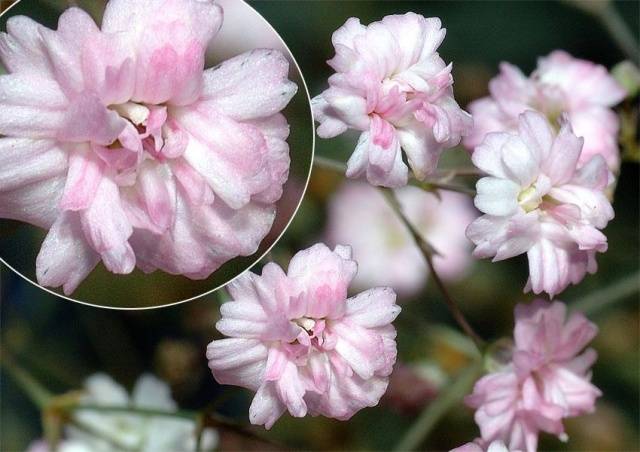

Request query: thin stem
[
  {"left": 599, "top": 4, "right": 640, "bottom": 65},
  {"left": 571, "top": 270, "right": 640, "bottom": 316},
  {"left": 313, "top": 155, "right": 476, "bottom": 196},
  {"left": 392, "top": 361, "right": 482, "bottom": 451},
  {"left": 380, "top": 188, "right": 485, "bottom": 351},
  {"left": 0, "top": 346, "right": 52, "bottom": 408}
]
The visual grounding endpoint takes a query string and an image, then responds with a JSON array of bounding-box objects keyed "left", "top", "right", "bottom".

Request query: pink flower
[
  {"left": 465, "top": 300, "right": 600, "bottom": 452},
  {"left": 206, "top": 243, "right": 400, "bottom": 428},
  {"left": 0, "top": 0, "right": 297, "bottom": 294},
  {"left": 451, "top": 439, "right": 520, "bottom": 452},
  {"left": 464, "top": 51, "right": 625, "bottom": 171},
  {"left": 466, "top": 110, "right": 614, "bottom": 297},
  {"left": 326, "top": 181, "right": 475, "bottom": 297},
  {"left": 312, "top": 13, "right": 472, "bottom": 187}
]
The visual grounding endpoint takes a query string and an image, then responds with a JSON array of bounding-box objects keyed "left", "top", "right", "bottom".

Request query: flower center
[
  {"left": 293, "top": 317, "right": 316, "bottom": 332},
  {"left": 518, "top": 185, "right": 542, "bottom": 212}
]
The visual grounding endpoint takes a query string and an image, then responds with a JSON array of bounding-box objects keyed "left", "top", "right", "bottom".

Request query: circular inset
[{"left": 0, "top": 0, "right": 314, "bottom": 308}]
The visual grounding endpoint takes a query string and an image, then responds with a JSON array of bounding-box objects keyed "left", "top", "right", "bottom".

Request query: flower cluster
[
  {"left": 28, "top": 373, "right": 218, "bottom": 452},
  {"left": 464, "top": 51, "right": 626, "bottom": 171},
  {"left": 312, "top": 13, "right": 472, "bottom": 187},
  {"left": 327, "top": 181, "right": 475, "bottom": 297},
  {"left": 466, "top": 110, "right": 614, "bottom": 297},
  {"left": 464, "top": 300, "right": 600, "bottom": 452},
  {"left": 0, "top": 0, "right": 297, "bottom": 294},
  {"left": 207, "top": 243, "right": 400, "bottom": 428}
]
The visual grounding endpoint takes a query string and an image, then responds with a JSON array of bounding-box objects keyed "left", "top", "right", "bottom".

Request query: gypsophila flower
[
  {"left": 327, "top": 181, "right": 475, "bottom": 297},
  {"left": 451, "top": 439, "right": 521, "bottom": 452},
  {"left": 466, "top": 110, "right": 614, "bottom": 297},
  {"left": 51, "top": 373, "right": 218, "bottom": 452},
  {"left": 0, "top": 0, "right": 297, "bottom": 294},
  {"left": 312, "top": 13, "right": 472, "bottom": 187},
  {"left": 465, "top": 300, "right": 600, "bottom": 452},
  {"left": 464, "top": 50, "right": 625, "bottom": 171},
  {"left": 206, "top": 243, "right": 400, "bottom": 428}
]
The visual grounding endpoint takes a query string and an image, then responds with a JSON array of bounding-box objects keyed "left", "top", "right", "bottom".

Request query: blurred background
[
  {"left": 2, "top": 0, "right": 639, "bottom": 450},
  {"left": 0, "top": 0, "right": 314, "bottom": 308}
]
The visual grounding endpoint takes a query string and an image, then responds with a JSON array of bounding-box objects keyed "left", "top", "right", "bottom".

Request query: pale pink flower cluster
[
  {"left": 0, "top": 0, "right": 297, "bottom": 294},
  {"left": 312, "top": 13, "right": 472, "bottom": 187},
  {"left": 327, "top": 181, "right": 475, "bottom": 297},
  {"left": 466, "top": 111, "right": 614, "bottom": 297},
  {"left": 464, "top": 300, "right": 600, "bottom": 452},
  {"left": 464, "top": 51, "right": 625, "bottom": 171},
  {"left": 206, "top": 243, "right": 400, "bottom": 428}
]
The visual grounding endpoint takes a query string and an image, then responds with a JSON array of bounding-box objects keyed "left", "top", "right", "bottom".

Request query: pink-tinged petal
[
  {"left": 0, "top": 176, "right": 65, "bottom": 229},
  {"left": 170, "top": 159, "right": 214, "bottom": 206},
  {"left": 137, "top": 161, "right": 175, "bottom": 232},
  {"left": 311, "top": 95, "right": 349, "bottom": 138},
  {"left": 464, "top": 97, "right": 510, "bottom": 150},
  {"left": 517, "top": 110, "right": 554, "bottom": 163},
  {"left": 58, "top": 94, "right": 125, "bottom": 145},
  {"left": 472, "top": 132, "right": 511, "bottom": 178},
  {"left": 396, "top": 121, "right": 442, "bottom": 181},
  {"left": 489, "top": 63, "right": 534, "bottom": 117},
  {"left": 80, "top": 177, "right": 134, "bottom": 274},
  {"left": 0, "top": 16, "right": 52, "bottom": 75},
  {"left": 206, "top": 338, "right": 268, "bottom": 391},
  {"left": 275, "top": 360, "right": 307, "bottom": 418},
  {"left": 344, "top": 287, "right": 400, "bottom": 328},
  {"left": 332, "top": 321, "right": 386, "bottom": 379},
  {"left": 500, "top": 135, "right": 539, "bottom": 186},
  {"left": 102, "top": 0, "right": 223, "bottom": 106},
  {"left": 543, "top": 120, "right": 582, "bottom": 185},
  {"left": 35, "top": 211, "right": 100, "bottom": 295},
  {"left": 201, "top": 49, "right": 297, "bottom": 121},
  {"left": 474, "top": 177, "right": 520, "bottom": 216},
  {"left": 318, "top": 86, "right": 370, "bottom": 131},
  {"left": 346, "top": 130, "right": 408, "bottom": 188},
  {"left": 526, "top": 239, "right": 571, "bottom": 297},
  {"left": 0, "top": 138, "right": 67, "bottom": 192},
  {"left": 176, "top": 103, "right": 269, "bottom": 209},
  {"left": 571, "top": 154, "right": 610, "bottom": 191},
  {"left": 570, "top": 107, "right": 620, "bottom": 170},
  {"left": 59, "top": 147, "right": 104, "bottom": 211},
  {"left": 249, "top": 382, "right": 286, "bottom": 429}
]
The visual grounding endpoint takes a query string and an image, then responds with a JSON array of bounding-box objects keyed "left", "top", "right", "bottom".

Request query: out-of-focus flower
[
  {"left": 464, "top": 51, "right": 625, "bottom": 171},
  {"left": 326, "top": 181, "right": 475, "bottom": 297},
  {"left": 383, "top": 362, "right": 442, "bottom": 415},
  {"left": 465, "top": 300, "right": 600, "bottom": 452},
  {"left": 27, "top": 439, "right": 90, "bottom": 452},
  {"left": 312, "top": 13, "right": 471, "bottom": 187},
  {"left": 466, "top": 111, "right": 614, "bottom": 297},
  {"left": 61, "top": 373, "right": 217, "bottom": 451},
  {"left": 451, "top": 439, "right": 520, "bottom": 452},
  {"left": 206, "top": 243, "right": 400, "bottom": 429},
  {"left": 0, "top": 0, "right": 297, "bottom": 294}
]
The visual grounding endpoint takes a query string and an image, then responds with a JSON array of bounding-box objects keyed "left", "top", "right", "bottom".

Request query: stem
[
  {"left": 392, "top": 361, "right": 482, "bottom": 451},
  {"left": 314, "top": 155, "right": 476, "bottom": 196},
  {"left": 0, "top": 346, "right": 52, "bottom": 408},
  {"left": 599, "top": 4, "right": 640, "bottom": 65},
  {"left": 571, "top": 270, "right": 640, "bottom": 316},
  {"left": 380, "top": 188, "right": 485, "bottom": 351}
]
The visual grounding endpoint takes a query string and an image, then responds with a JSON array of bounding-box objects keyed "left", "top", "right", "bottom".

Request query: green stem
[
  {"left": 571, "top": 270, "right": 640, "bottom": 316},
  {"left": 313, "top": 155, "right": 476, "bottom": 196},
  {"left": 380, "top": 189, "right": 485, "bottom": 351},
  {"left": 599, "top": 4, "right": 640, "bottom": 65},
  {"left": 392, "top": 361, "right": 482, "bottom": 451},
  {"left": 0, "top": 346, "right": 52, "bottom": 408}
]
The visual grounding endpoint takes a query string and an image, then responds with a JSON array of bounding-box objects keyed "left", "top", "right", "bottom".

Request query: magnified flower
[
  {"left": 27, "top": 373, "right": 218, "bottom": 452},
  {"left": 206, "top": 243, "right": 400, "bottom": 428},
  {"left": 0, "top": 0, "right": 297, "bottom": 294},
  {"left": 464, "top": 50, "right": 625, "bottom": 171},
  {"left": 327, "top": 181, "right": 475, "bottom": 297},
  {"left": 466, "top": 110, "right": 614, "bottom": 297},
  {"left": 465, "top": 300, "right": 600, "bottom": 452},
  {"left": 312, "top": 13, "right": 472, "bottom": 187}
]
